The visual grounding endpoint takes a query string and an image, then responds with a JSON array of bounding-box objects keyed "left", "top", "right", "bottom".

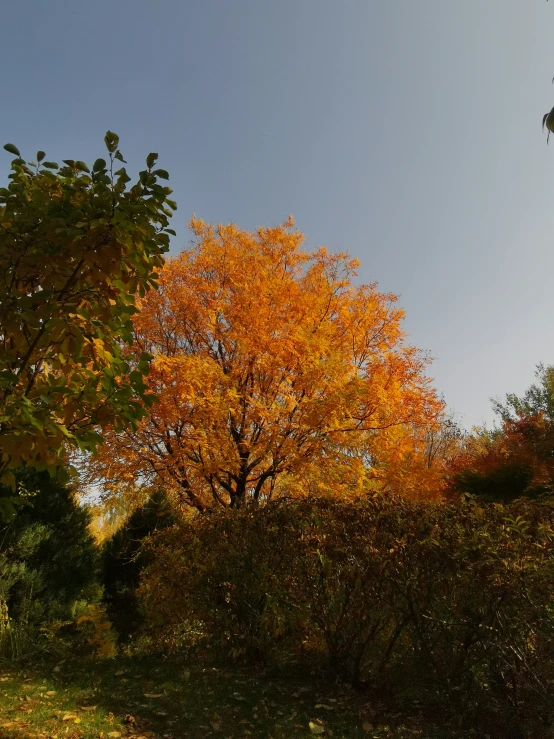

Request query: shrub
[
  {"left": 141, "top": 495, "right": 554, "bottom": 734},
  {"left": 0, "top": 467, "right": 103, "bottom": 657},
  {"left": 0, "top": 468, "right": 100, "bottom": 619}
]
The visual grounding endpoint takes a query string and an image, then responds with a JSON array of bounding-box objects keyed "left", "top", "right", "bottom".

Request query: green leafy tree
[
  {"left": 492, "top": 363, "right": 554, "bottom": 422},
  {"left": 0, "top": 466, "right": 99, "bottom": 624},
  {"left": 0, "top": 133, "right": 176, "bottom": 504}
]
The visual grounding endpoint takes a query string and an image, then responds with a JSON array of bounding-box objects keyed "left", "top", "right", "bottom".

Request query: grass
[{"left": 0, "top": 653, "right": 468, "bottom": 739}]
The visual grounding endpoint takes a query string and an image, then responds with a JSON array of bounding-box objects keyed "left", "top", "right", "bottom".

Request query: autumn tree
[
  {"left": 88, "top": 218, "right": 444, "bottom": 512},
  {"left": 448, "top": 365, "right": 554, "bottom": 501},
  {"left": 382, "top": 413, "right": 464, "bottom": 498},
  {"left": 0, "top": 133, "right": 176, "bottom": 498}
]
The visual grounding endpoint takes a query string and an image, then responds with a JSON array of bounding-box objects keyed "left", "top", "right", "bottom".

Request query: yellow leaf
[{"left": 309, "top": 721, "right": 326, "bottom": 735}]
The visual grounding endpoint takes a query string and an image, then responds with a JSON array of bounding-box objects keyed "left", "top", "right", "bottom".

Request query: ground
[{"left": 0, "top": 655, "right": 467, "bottom": 739}]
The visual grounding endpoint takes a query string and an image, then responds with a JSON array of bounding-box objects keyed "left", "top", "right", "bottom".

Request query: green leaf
[
  {"left": 93, "top": 158, "right": 107, "bottom": 171},
  {"left": 55, "top": 423, "right": 73, "bottom": 439},
  {"left": 3, "top": 143, "right": 20, "bottom": 156},
  {"left": 55, "top": 466, "right": 71, "bottom": 485},
  {"left": 75, "top": 160, "right": 90, "bottom": 172},
  {"left": 62, "top": 159, "right": 75, "bottom": 168},
  {"left": 153, "top": 168, "right": 169, "bottom": 180},
  {"left": 104, "top": 130, "right": 120, "bottom": 153},
  {"left": 129, "top": 370, "right": 144, "bottom": 384},
  {"left": 42, "top": 161, "right": 59, "bottom": 169},
  {"left": 36, "top": 151, "right": 46, "bottom": 162},
  {"left": 0, "top": 497, "right": 17, "bottom": 522},
  {"left": 146, "top": 152, "right": 159, "bottom": 168},
  {"left": 114, "top": 151, "right": 127, "bottom": 163}
]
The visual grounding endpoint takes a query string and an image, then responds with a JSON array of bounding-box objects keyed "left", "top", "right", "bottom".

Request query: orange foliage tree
[
  {"left": 448, "top": 415, "right": 554, "bottom": 501},
  {"left": 447, "top": 366, "right": 554, "bottom": 501},
  {"left": 87, "top": 218, "right": 444, "bottom": 511}
]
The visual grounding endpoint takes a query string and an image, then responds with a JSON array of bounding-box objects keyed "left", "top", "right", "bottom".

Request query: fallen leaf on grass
[
  {"left": 315, "top": 704, "right": 334, "bottom": 711},
  {"left": 79, "top": 705, "right": 96, "bottom": 711},
  {"left": 107, "top": 732, "right": 121, "bottom": 738},
  {"left": 45, "top": 691, "right": 56, "bottom": 697},
  {"left": 144, "top": 693, "right": 164, "bottom": 699},
  {"left": 362, "top": 722, "right": 374, "bottom": 734},
  {"left": 62, "top": 713, "right": 79, "bottom": 721},
  {"left": 309, "top": 721, "right": 326, "bottom": 735}
]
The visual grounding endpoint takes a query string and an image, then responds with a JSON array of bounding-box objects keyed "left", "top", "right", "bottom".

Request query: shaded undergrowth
[{"left": 0, "top": 653, "right": 469, "bottom": 739}]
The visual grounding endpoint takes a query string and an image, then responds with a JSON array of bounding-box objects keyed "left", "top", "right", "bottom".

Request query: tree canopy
[
  {"left": 448, "top": 365, "right": 554, "bottom": 501},
  {"left": 88, "top": 218, "right": 444, "bottom": 512},
  {"left": 0, "top": 133, "right": 176, "bottom": 495}
]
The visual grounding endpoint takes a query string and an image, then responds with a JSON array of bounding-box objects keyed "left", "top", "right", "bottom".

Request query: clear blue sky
[{"left": 2, "top": 0, "right": 554, "bottom": 430}]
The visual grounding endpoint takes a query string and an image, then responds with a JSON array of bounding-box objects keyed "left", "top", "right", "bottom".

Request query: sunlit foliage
[{"left": 88, "top": 218, "right": 444, "bottom": 511}]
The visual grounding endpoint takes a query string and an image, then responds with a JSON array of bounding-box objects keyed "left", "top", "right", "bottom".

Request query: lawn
[{"left": 0, "top": 654, "right": 464, "bottom": 739}]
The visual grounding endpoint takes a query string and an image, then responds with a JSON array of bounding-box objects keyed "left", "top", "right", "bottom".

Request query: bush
[
  {"left": 0, "top": 467, "right": 103, "bottom": 657},
  {"left": 141, "top": 495, "right": 554, "bottom": 735}
]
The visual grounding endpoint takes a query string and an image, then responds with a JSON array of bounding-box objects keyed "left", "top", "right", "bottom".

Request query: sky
[{"left": 2, "top": 0, "right": 554, "bottom": 430}]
